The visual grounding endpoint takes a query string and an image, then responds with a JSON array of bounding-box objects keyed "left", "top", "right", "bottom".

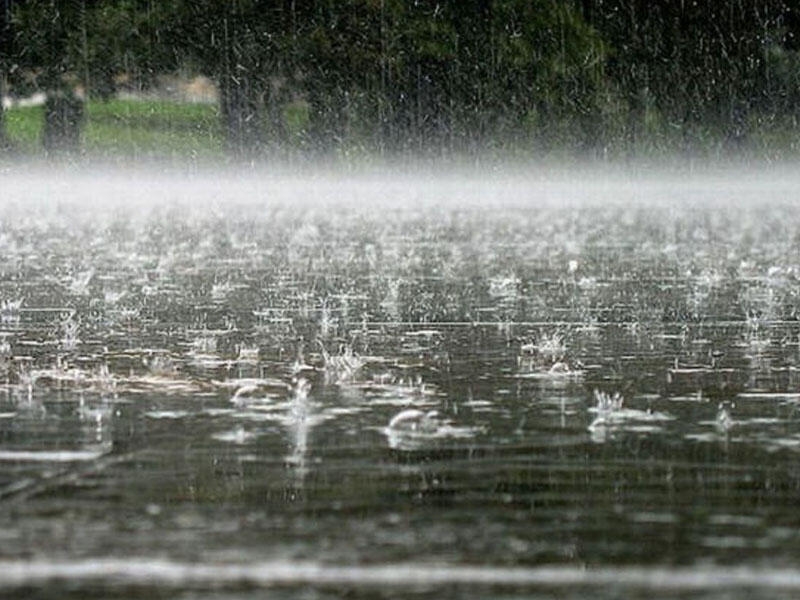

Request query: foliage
[{"left": 7, "top": 0, "right": 176, "bottom": 97}]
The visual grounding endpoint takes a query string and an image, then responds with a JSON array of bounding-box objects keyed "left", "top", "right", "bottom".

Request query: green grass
[
  {"left": 4, "top": 98, "right": 226, "bottom": 160},
  {"left": 4, "top": 104, "right": 44, "bottom": 154},
  {"left": 6, "top": 96, "right": 800, "bottom": 165}
]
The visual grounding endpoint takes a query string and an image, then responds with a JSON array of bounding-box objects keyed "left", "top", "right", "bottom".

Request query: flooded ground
[{"left": 1, "top": 171, "right": 800, "bottom": 598}]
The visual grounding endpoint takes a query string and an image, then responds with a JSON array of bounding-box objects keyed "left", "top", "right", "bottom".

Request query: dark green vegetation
[{"left": 2, "top": 1, "right": 800, "bottom": 161}]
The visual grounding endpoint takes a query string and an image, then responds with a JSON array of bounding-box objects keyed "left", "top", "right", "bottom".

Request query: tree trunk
[
  {"left": 0, "top": 104, "right": 9, "bottom": 152},
  {"left": 0, "top": 75, "right": 9, "bottom": 152},
  {"left": 218, "top": 5, "right": 264, "bottom": 159},
  {"left": 0, "top": 45, "right": 11, "bottom": 152},
  {"left": 219, "top": 74, "right": 264, "bottom": 157},
  {"left": 301, "top": 83, "right": 346, "bottom": 158},
  {"left": 42, "top": 91, "right": 84, "bottom": 155},
  {"left": 1, "top": 0, "right": 8, "bottom": 151}
]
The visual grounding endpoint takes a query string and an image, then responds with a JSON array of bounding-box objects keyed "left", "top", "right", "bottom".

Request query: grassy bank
[
  {"left": 4, "top": 99, "right": 225, "bottom": 160},
  {"left": 4, "top": 97, "right": 800, "bottom": 168}
]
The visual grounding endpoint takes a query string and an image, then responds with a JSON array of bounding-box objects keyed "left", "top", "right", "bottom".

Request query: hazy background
[{"left": 2, "top": 1, "right": 800, "bottom": 167}]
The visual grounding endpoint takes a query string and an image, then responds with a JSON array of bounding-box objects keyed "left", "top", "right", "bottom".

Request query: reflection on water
[{"left": 0, "top": 175, "right": 800, "bottom": 597}]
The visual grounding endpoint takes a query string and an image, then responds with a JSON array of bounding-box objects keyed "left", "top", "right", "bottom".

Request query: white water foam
[
  {"left": 0, "top": 450, "right": 106, "bottom": 462},
  {"left": 1, "top": 560, "right": 800, "bottom": 591}
]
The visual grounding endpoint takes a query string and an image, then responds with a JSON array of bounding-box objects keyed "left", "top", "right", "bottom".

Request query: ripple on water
[
  {"left": 5, "top": 181, "right": 800, "bottom": 580},
  {"left": 0, "top": 448, "right": 108, "bottom": 462},
  {"left": 382, "top": 408, "right": 484, "bottom": 450},
  {"left": 144, "top": 410, "right": 192, "bottom": 420},
  {"left": 212, "top": 427, "right": 259, "bottom": 445}
]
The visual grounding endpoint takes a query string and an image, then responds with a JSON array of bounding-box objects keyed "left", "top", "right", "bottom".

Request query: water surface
[{"left": 1, "top": 172, "right": 800, "bottom": 598}]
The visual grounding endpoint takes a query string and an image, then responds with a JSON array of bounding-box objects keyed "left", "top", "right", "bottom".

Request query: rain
[{"left": 2, "top": 3, "right": 800, "bottom": 599}]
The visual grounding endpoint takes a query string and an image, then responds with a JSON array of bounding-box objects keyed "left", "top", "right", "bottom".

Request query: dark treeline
[{"left": 1, "top": 0, "right": 800, "bottom": 159}]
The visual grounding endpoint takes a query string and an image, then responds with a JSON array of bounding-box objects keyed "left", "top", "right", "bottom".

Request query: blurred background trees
[
  {"left": 0, "top": 0, "right": 13, "bottom": 150},
  {"left": 0, "top": 0, "right": 798, "bottom": 159}
]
